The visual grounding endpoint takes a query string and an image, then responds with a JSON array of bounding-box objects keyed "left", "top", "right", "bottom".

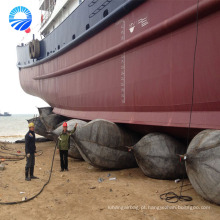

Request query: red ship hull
[{"left": 19, "top": 0, "right": 220, "bottom": 138}]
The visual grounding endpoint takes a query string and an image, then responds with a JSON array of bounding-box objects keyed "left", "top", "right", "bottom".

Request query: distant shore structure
[{"left": 0, "top": 112, "right": 12, "bottom": 116}]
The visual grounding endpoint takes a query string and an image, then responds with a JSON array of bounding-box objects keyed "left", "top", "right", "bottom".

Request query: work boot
[
  {"left": 25, "top": 168, "right": 31, "bottom": 181},
  {"left": 25, "top": 177, "right": 31, "bottom": 181},
  {"left": 30, "top": 167, "right": 39, "bottom": 179}
]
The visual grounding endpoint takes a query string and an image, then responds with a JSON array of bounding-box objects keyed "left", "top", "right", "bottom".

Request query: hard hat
[
  {"left": 28, "top": 122, "right": 35, "bottom": 128},
  {"left": 63, "top": 122, "right": 67, "bottom": 127}
]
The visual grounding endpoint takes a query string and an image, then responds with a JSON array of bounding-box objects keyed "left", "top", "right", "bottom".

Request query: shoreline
[
  {"left": 0, "top": 114, "right": 39, "bottom": 143},
  {"left": 0, "top": 134, "right": 46, "bottom": 144}
]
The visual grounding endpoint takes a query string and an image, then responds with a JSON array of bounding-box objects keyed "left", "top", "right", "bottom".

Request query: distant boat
[{"left": 0, "top": 112, "right": 11, "bottom": 116}]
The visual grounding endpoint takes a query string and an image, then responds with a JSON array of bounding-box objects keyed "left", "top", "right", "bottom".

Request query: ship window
[
  {"left": 58, "top": 45, "right": 60, "bottom": 50},
  {"left": 47, "top": 52, "right": 49, "bottom": 56},
  {"left": 103, "top": 9, "right": 108, "bottom": 17},
  {"left": 86, "top": 24, "right": 90, "bottom": 30},
  {"left": 72, "top": 34, "right": 75, "bottom": 40}
]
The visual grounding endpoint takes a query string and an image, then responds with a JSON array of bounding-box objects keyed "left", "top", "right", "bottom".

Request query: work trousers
[
  {"left": 25, "top": 154, "right": 35, "bottom": 177},
  {"left": 59, "top": 150, "right": 68, "bottom": 170},
  {"left": 25, "top": 153, "right": 35, "bottom": 168}
]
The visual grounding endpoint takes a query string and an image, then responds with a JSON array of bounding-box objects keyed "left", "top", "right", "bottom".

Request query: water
[{"left": 0, "top": 114, "right": 38, "bottom": 142}]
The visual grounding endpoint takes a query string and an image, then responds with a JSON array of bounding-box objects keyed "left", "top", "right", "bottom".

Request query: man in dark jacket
[
  {"left": 25, "top": 122, "right": 38, "bottom": 181},
  {"left": 58, "top": 122, "right": 77, "bottom": 171}
]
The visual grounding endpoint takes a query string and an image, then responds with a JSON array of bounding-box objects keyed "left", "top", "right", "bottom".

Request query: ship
[
  {"left": 0, "top": 112, "right": 12, "bottom": 116},
  {"left": 16, "top": 0, "right": 220, "bottom": 139}
]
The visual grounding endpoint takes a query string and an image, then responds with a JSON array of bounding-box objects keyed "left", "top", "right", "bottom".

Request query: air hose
[{"left": 0, "top": 141, "right": 57, "bottom": 205}]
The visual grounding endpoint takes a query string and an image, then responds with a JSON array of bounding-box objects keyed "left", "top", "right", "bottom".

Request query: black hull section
[{"left": 17, "top": 0, "right": 145, "bottom": 68}]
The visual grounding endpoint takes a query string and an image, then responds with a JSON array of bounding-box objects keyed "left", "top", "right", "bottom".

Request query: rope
[
  {"left": 160, "top": 0, "right": 199, "bottom": 203},
  {"left": 160, "top": 191, "right": 192, "bottom": 203},
  {"left": 0, "top": 144, "right": 43, "bottom": 158},
  {"left": 186, "top": 0, "right": 199, "bottom": 146}
]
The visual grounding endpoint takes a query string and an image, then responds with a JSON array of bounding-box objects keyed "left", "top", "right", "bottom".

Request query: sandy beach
[{"left": 0, "top": 141, "right": 219, "bottom": 220}]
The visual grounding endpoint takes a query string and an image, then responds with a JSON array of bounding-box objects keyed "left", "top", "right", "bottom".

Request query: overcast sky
[{"left": 0, "top": 0, "right": 49, "bottom": 114}]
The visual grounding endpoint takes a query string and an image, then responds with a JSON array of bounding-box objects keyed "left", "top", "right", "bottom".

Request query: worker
[
  {"left": 58, "top": 122, "right": 78, "bottom": 171},
  {"left": 25, "top": 122, "right": 38, "bottom": 181}
]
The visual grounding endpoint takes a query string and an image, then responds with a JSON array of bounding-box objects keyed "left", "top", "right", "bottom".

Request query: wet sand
[{"left": 0, "top": 141, "right": 219, "bottom": 220}]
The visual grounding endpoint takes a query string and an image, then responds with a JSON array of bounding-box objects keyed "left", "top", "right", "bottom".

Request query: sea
[{"left": 0, "top": 114, "right": 39, "bottom": 142}]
